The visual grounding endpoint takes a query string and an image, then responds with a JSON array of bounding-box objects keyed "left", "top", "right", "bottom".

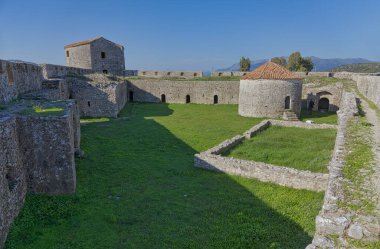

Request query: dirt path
[{"left": 359, "top": 98, "right": 380, "bottom": 214}]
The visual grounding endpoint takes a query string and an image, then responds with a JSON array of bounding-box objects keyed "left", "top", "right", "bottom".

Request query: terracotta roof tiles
[{"left": 242, "top": 61, "right": 302, "bottom": 80}]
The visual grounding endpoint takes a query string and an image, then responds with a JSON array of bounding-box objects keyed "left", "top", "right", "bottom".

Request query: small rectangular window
[
  {"left": 101, "top": 52, "right": 106, "bottom": 59},
  {"left": 103, "top": 70, "right": 108, "bottom": 74},
  {"left": 66, "top": 51, "right": 69, "bottom": 57}
]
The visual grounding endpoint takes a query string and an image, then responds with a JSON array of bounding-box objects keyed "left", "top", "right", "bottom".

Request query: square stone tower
[{"left": 64, "top": 37, "right": 125, "bottom": 75}]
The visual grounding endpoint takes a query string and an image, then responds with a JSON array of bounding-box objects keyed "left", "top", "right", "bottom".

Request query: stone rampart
[
  {"left": 137, "top": 70, "right": 203, "bottom": 79},
  {"left": 354, "top": 75, "right": 380, "bottom": 109},
  {"left": 194, "top": 120, "right": 332, "bottom": 192},
  {"left": 40, "top": 64, "right": 94, "bottom": 79},
  {"left": 308, "top": 72, "right": 332, "bottom": 77},
  {"left": 0, "top": 60, "right": 43, "bottom": 104},
  {"left": 211, "top": 71, "right": 248, "bottom": 77},
  {"left": 127, "top": 79, "right": 239, "bottom": 104}
]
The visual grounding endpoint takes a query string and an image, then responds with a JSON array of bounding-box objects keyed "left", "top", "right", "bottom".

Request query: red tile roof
[
  {"left": 242, "top": 61, "right": 302, "bottom": 80},
  {"left": 64, "top": 37, "right": 102, "bottom": 49},
  {"left": 64, "top": 37, "right": 124, "bottom": 49}
]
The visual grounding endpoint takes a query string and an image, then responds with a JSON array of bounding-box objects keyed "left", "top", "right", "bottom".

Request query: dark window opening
[
  {"left": 186, "top": 95, "right": 190, "bottom": 103},
  {"left": 142, "top": 71, "right": 146, "bottom": 75},
  {"left": 218, "top": 72, "right": 223, "bottom": 76},
  {"left": 167, "top": 72, "right": 171, "bottom": 76},
  {"left": 161, "top": 94, "right": 166, "bottom": 103},
  {"left": 87, "top": 101, "right": 91, "bottom": 107},
  {"left": 101, "top": 52, "right": 106, "bottom": 59},
  {"left": 194, "top": 73, "right": 198, "bottom": 77},
  {"left": 103, "top": 70, "right": 108, "bottom": 74},
  {"left": 214, "top": 95, "right": 218, "bottom": 104},
  {"left": 285, "top": 96, "right": 290, "bottom": 109},
  {"left": 66, "top": 51, "right": 69, "bottom": 57},
  {"left": 180, "top": 72, "right": 184, "bottom": 76},
  {"left": 318, "top": 98, "right": 329, "bottom": 111},
  {"left": 155, "top": 72, "right": 158, "bottom": 76},
  {"left": 6, "top": 173, "right": 17, "bottom": 192},
  {"left": 129, "top": 91, "right": 134, "bottom": 102}
]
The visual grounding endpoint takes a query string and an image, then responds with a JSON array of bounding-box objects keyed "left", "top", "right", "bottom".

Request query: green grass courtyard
[{"left": 5, "top": 104, "right": 326, "bottom": 249}]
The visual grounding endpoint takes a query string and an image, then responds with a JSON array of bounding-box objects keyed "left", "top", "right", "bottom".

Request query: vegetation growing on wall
[{"left": 331, "top": 63, "right": 380, "bottom": 73}]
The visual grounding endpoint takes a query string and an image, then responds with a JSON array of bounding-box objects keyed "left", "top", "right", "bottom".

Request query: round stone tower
[{"left": 238, "top": 62, "right": 303, "bottom": 118}]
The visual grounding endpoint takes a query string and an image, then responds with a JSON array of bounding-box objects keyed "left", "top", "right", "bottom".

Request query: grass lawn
[
  {"left": 299, "top": 108, "right": 338, "bottom": 124},
  {"left": 5, "top": 103, "right": 324, "bottom": 249},
  {"left": 225, "top": 126, "right": 336, "bottom": 173}
]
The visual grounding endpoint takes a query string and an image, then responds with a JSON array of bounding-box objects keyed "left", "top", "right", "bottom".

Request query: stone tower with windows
[{"left": 64, "top": 37, "right": 125, "bottom": 75}]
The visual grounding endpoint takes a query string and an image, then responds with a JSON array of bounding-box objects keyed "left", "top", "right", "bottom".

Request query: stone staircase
[{"left": 283, "top": 110, "right": 299, "bottom": 121}]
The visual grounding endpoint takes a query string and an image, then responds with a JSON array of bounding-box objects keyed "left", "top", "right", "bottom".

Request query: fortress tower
[
  {"left": 238, "top": 62, "right": 303, "bottom": 118},
  {"left": 64, "top": 37, "right": 125, "bottom": 75}
]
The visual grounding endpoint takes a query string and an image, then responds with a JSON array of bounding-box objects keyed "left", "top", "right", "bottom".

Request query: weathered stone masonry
[
  {"left": 194, "top": 120, "right": 335, "bottom": 192},
  {"left": 127, "top": 79, "right": 239, "bottom": 104}
]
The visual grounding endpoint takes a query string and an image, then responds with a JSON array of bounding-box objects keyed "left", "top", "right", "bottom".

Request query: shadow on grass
[{"left": 6, "top": 103, "right": 319, "bottom": 249}]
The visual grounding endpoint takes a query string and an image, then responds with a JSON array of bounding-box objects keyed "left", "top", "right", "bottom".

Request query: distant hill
[
  {"left": 331, "top": 63, "right": 380, "bottom": 73},
  {"left": 217, "top": 57, "right": 374, "bottom": 72}
]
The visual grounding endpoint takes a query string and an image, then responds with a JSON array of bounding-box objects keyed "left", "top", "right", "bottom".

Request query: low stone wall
[
  {"left": 307, "top": 92, "right": 360, "bottom": 248},
  {"left": 0, "top": 100, "right": 80, "bottom": 248},
  {"left": 0, "top": 60, "right": 43, "bottom": 104},
  {"left": 127, "top": 79, "right": 239, "bottom": 104},
  {"left": 354, "top": 75, "right": 380, "bottom": 109},
  {"left": 40, "top": 64, "right": 94, "bottom": 79},
  {"left": 137, "top": 70, "right": 203, "bottom": 79},
  {"left": 194, "top": 120, "right": 331, "bottom": 192}
]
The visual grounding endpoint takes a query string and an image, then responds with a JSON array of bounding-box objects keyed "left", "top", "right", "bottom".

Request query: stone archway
[{"left": 318, "top": 98, "right": 329, "bottom": 111}]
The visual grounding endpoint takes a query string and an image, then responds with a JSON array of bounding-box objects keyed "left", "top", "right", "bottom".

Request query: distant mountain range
[{"left": 216, "top": 57, "right": 374, "bottom": 72}]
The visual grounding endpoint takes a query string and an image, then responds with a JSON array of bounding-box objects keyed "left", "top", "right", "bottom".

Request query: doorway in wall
[
  {"left": 129, "top": 91, "right": 134, "bottom": 102},
  {"left": 318, "top": 98, "right": 329, "bottom": 111},
  {"left": 186, "top": 95, "right": 190, "bottom": 103},
  {"left": 285, "top": 96, "right": 290, "bottom": 109},
  {"left": 161, "top": 94, "right": 166, "bottom": 103},
  {"left": 214, "top": 95, "right": 218, "bottom": 104}
]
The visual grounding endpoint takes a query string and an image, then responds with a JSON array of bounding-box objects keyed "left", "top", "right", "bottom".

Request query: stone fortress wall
[
  {"left": 136, "top": 70, "right": 203, "bottom": 79},
  {"left": 127, "top": 79, "right": 239, "bottom": 104},
  {"left": 0, "top": 99, "right": 80, "bottom": 247},
  {"left": 0, "top": 60, "right": 43, "bottom": 104}
]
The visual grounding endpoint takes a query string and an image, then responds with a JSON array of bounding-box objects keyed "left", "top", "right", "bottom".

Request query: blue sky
[{"left": 0, "top": 0, "right": 379, "bottom": 70}]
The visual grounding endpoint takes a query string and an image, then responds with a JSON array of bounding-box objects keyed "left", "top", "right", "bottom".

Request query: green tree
[
  {"left": 240, "top": 57, "right": 251, "bottom": 71},
  {"left": 271, "top": 57, "right": 287, "bottom": 67},
  {"left": 287, "top": 52, "right": 314, "bottom": 72}
]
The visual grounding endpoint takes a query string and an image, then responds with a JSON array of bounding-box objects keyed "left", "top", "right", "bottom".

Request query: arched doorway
[
  {"left": 129, "top": 91, "right": 134, "bottom": 102},
  {"left": 318, "top": 98, "right": 329, "bottom": 111},
  {"left": 213, "top": 95, "right": 218, "bottom": 104},
  {"left": 161, "top": 94, "right": 166, "bottom": 103},
  {"left": 186, "top": 95, "right": 191, "bottom": 103},
  {"left": 284, "top": 96, "right": 290, "bottom": 109}
]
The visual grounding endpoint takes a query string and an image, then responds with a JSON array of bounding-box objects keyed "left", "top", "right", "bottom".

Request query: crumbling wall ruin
[
  {"left": 0, "top": 100, "right": 80, "bottom": 248},
  {"left": 0, "top": 60, "right": 43, "bottom": 104}
]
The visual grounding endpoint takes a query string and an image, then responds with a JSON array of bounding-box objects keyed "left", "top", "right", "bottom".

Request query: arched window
[
  {"left": 161, "top": 94, "right": 166, "bottom": 103},
  {"left": 285, "top": 96, "right": 290, "bottom": 109},
  {"left": 214, "top": 95, "right": 218, "bottom": 104},
  {"left": 193, "top": 73, "right": 198, "bottom": 77},
  {"left": 186, "top": 95, "right": 190, "bottom": 103},
  {"left": 218, "top": 72, "right": 223, "bottom": 76},
  {"left": 87, "top": 101, "right": 91, "bottom": 107},
  {"left": 129, "top": 91, "right": 134, "bottom": 102}
]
